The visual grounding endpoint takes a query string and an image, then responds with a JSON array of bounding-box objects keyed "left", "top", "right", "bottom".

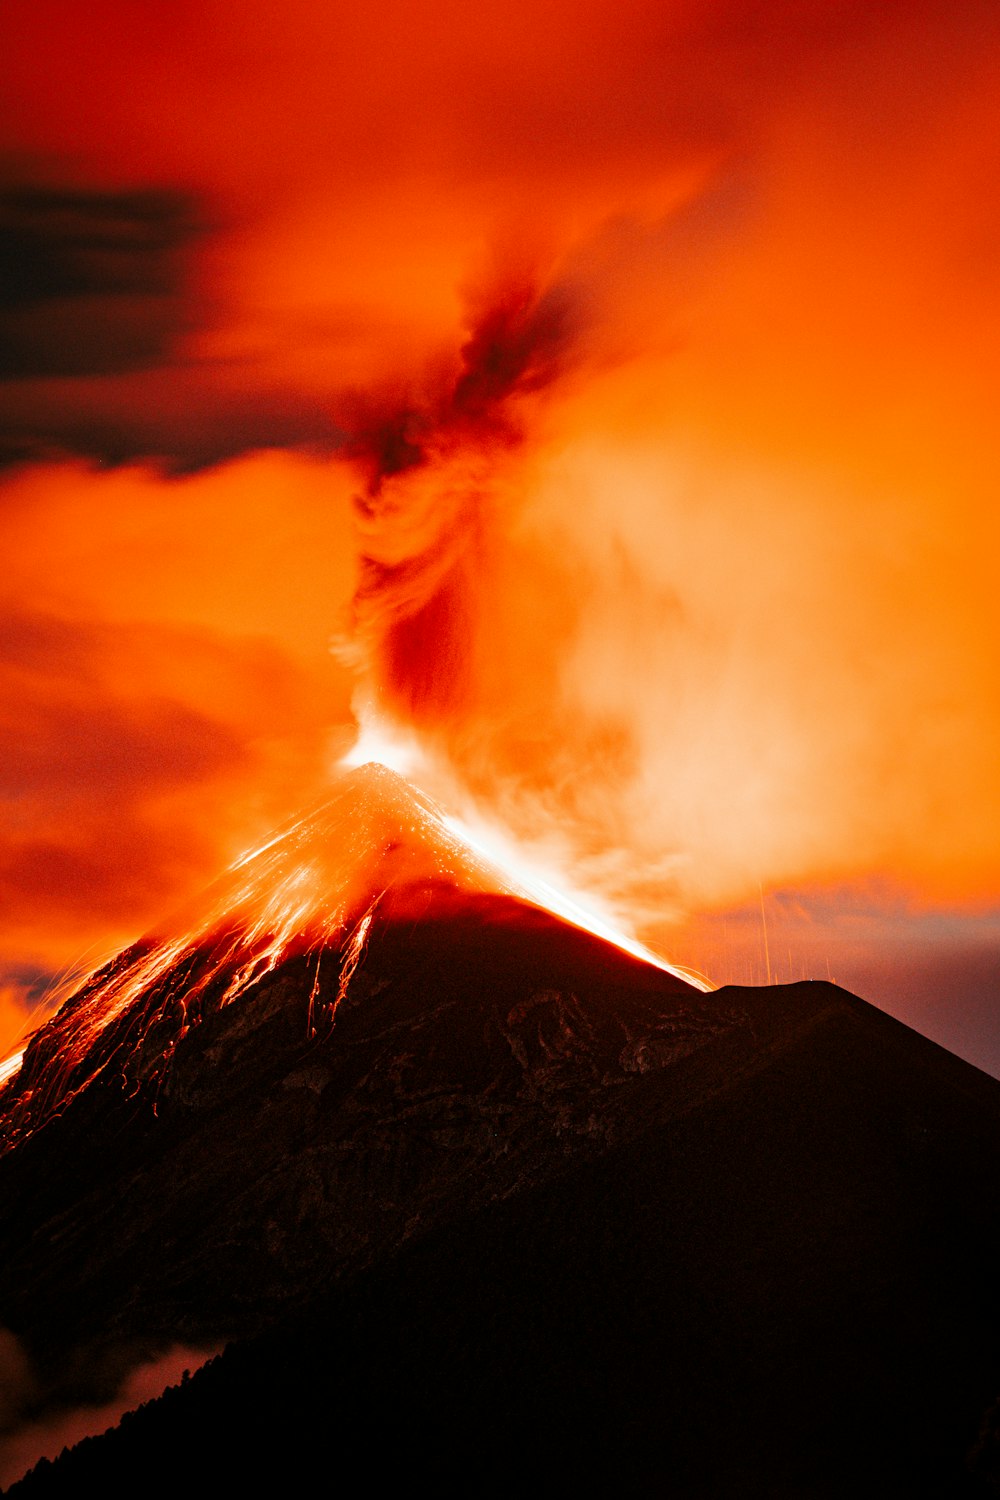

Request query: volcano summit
[
  {"left": 0, "top": 762, "right": 557, "bottom": 1150},
  {"left": 2, "top": 768, "right": 1000, "bottom": 1494}
]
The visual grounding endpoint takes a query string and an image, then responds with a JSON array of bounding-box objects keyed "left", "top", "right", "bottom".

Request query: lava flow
[{"left": 0, "top": 761, "right": 703, "bottom": 1152}]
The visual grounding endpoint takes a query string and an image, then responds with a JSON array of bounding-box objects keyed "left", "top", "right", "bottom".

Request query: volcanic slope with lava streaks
[
  {"left": 0, "top": 763, "right": 720, "bottom": 1361},
  {"left": 0, "top": 760, "right": 687, "bottom": 1154},
  {"left": 4, "top": 768, "right": 1000, "bottom": 1493}
]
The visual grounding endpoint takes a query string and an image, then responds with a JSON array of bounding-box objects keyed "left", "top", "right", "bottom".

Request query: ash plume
[
  {"left": 330, "top": 192, "right": 743, "bottom": 934},
  {"left": 338, "top": 271, "right": 584, "bottom": 724}
]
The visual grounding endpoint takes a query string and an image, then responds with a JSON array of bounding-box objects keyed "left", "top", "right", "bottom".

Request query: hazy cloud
[{"left": 0, "top": 185, "right": 202, "bottom": 380}]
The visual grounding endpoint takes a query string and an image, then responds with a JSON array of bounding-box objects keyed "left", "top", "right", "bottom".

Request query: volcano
[{"left": 2, "top": 767, "right": 1000, "bottom": 1495}]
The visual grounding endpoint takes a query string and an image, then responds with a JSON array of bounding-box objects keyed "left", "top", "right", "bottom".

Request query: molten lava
[{"left": 0, "top": 761, "right": 702, "bottom": 1152}]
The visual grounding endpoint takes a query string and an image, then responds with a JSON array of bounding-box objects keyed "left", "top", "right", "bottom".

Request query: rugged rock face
[
  {"left": 3, "top": 766, "right": 1000, "bottom": 1492},
  {"left": 0, "top": 765, "right": 717, "bottom": 1394},
  {"left": 0, "top": 891, "right": 732, "bottom": 1387}
]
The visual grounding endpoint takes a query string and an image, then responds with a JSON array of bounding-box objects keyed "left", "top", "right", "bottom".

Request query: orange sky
[{"left": 1, "top": 0, "right": 998, "bottom": 1068}]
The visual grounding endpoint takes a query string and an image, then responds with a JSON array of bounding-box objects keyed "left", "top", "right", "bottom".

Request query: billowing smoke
[
  {"left": 332, "top": 246, "right": 673, "bottom": 938},
  {"left": 332, "top": 194, "right": 744, "bottom": 933},
  {"left": 338, "top": 268, "right": 582, "bottom": 725},
  {"left": 333, "top": 139, "right": 1000, "bottom": 951}
]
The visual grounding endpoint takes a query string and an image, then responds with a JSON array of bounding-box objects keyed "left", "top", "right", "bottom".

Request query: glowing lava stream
[
  {"left": 0, "top": 1050, "right": 22, "bottom": 1088},
  {"left": 341, "top": 723, "right": 708, "bottom": 989},
  {"left": 438, "top": 809, "right": 701, "bottom": 981},
  {"left": 0, "top": 757, "right": 706, "bottom": 1140}
]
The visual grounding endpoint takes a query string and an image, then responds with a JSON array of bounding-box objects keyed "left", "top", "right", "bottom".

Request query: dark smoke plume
[{"left": 339, "top": 273, "right": 584, "bottom": 723}]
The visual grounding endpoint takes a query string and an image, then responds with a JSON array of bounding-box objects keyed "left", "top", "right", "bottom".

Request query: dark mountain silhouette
[{"left": 2, "top": 766, "right": 1000, "bottom": 1495}]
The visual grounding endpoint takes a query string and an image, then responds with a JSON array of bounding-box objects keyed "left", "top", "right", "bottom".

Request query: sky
[{"left": 1, "top": 0, "right": 999, "bottom": 1072}]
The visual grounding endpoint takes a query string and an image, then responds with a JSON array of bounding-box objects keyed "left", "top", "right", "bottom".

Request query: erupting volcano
[
  {"left": 2, "top": 754, "right": 1000, "bottom": 1493},
  {"left": 3, "top": 0, "right": 1000, "bottom": 1492},
  {"left": 0, "top": 760, "right": 698, "bottom": 1156}
]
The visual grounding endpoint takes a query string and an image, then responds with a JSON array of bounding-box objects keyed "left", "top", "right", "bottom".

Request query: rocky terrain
[{"left": 2, "top": 768, "right": 1000, "bottom": 1493}]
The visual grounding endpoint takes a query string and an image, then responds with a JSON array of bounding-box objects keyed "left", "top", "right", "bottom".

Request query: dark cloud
[
  {"left": 0, "top": 185, "right": 203, "bottom": 379},
  {"left": 0, "top": 371, "right": 343, "bottom": 475},
  {"left": 2, "top": 688, "right": 242, "bottom": 802},
  {"left": 337, "top": 169, "right": 750, "bottom": 729},
  {"left": 337, "top": 270, "right": 585, "bottom": 724},
  {"left": 0, "top": 461, "right": 358, "bottom": 1046},
  {"left": 0, "top": 607, "right": 247, "bottom": 775},
  {"left": 0, "top": 1330, "right": 212, "bottom": 1491},
  {"left": 0, "top": 1326, "right": 36, "bottom": 1433},
  {"left": 0, "top": 608, "right": 97, "bottom": 676},
  {"left": 0, "top": 182, "right": 349, "bottom": 470},
  {"left": 342, "top": 275, "right": 579, "bottom": 484},
  {"left": 0, "top": 186, "right": 195, "bottom": 305},
  {"left": 0, "top": 826, "right": 210, "bottom": 927}
]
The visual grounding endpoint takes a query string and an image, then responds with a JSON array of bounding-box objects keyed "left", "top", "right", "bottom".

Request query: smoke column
[{"left": 338, "top": 269, "right": 582, "bottom": 725}]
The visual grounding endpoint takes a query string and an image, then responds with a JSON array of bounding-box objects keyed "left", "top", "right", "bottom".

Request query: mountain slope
[
  {"left": 0, "top": 763, "right": 524, "bottom": 1151},
  {"left": 2, "top": 768, "right": 1000, "bottom": 1493},
  {"left": 0, "top": 767, "right": 705, "bottom": 1399},
  {"left": 8, "top": 972, "right": 1000, "bottom": 1496}
]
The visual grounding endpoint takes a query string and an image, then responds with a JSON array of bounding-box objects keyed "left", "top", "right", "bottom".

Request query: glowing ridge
[
  {"left": 438, "top": 812, "right": 706, "bottom": 986},
  {"left": 0, "top": 763, "right": 510, "bottom": 1147},
  {"left": 340, "top": 715, "right": 708, "bottom": 990},
  {"left": 0, "top": 758, "right": 706, "bottom": 1151}
]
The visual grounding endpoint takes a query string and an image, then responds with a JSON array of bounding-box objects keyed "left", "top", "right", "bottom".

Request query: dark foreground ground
[{"left": 3, "top": 897, "right": 1000, "bottom": 1496}]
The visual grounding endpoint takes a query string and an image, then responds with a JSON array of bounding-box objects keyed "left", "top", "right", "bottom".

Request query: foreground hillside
[{"left": 3, "top": 911, "right": 1000, "bottom": 1492}]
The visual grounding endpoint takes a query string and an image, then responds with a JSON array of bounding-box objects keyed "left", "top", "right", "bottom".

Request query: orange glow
[
  {"left": 0, "top": 762, "right": 701, "bottom": 1149},
  {"left": 340, "top": 718, "right": 706, "bottom": 981},
  {"left": 0, "top": 1341, "right": 216, "bottom": 1490},
  {"left": 1, "top": 1, "right": 999, "bottom": 1066}
]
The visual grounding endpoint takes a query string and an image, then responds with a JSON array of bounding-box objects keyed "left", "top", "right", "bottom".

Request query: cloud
[
  {"left": 0, "top": 185, "right": 203, "bottom": 381},
  {"left": 0, "top": 1331, "right": 214, "bottom": 1491},
  {"left": 0, "top": 0, "right": 874, "bottom": 472},
  {"left": 0, "top": 1327, "right": 37, "bottom": 1432},
  {"left": 0, "top": 369, "right": 344, "bottom": 475},
  {"left": 0, "top": 184, "right": 343, "bottom": 472},
  {"left": 0, "top": 608, "right": 243, "bottom": 938},
  {"left": 0, "top": 454, "right": 361, "bottom": 1044},
  {"left": 0, "top": 599, "right": 333, "bottom": 1050}
]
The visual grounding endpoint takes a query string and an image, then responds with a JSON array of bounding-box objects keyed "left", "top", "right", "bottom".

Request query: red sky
[{"left": 1, "top": 0, "right": 999, "bottom": 1071}]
